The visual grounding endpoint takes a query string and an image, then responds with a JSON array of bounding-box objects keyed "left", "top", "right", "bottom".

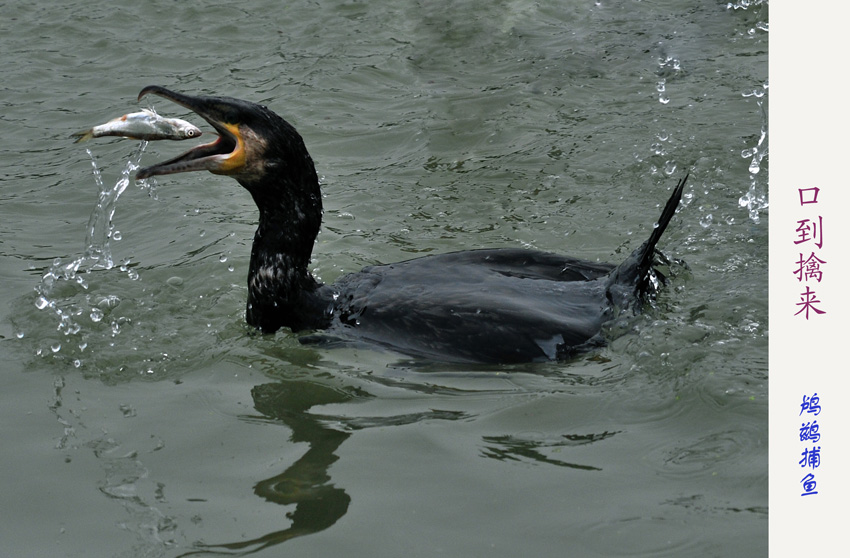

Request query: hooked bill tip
[{"left": 137, "top": 85, "right": 167, "bottom": 102}]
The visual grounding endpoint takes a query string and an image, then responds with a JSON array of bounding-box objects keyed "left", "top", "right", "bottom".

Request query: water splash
[
  {"left": 726, "top": 0, "right": 770, "bottom": 35},
  {"left": 739, "top": 81, "right": 769, "bottom": 222},
  {"left": 82, "top": 143, "right": 148, "bottom": 269},
  {"left": 33, "top": 142, "right": 155, "bottom": 362},
  {"left": 656, "top": 55, "right": 682, "bottom": 105}
]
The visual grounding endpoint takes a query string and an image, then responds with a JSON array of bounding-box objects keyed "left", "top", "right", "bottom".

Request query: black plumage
[{"left": 136, "top": 86, "right": 686, "bottom": 363}]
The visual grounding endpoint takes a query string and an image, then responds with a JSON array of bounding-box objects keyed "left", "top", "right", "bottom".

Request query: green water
[{"left": 1, "top": 1, "right": 768, "bottom": 556}]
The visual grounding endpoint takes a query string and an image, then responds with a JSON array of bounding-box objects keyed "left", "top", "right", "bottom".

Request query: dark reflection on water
[
  {"left": 481, "top": 431, "right": 620, "bottom": 470},
  {"left": 179, "top": 381, "right": 354, "bottom": 556},
  {"left": 181, "top": 376, "right": 473, "bottom": 556}
]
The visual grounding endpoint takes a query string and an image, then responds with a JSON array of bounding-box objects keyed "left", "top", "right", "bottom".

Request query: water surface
[{"left": 1, "top": 1, "right": 768, "bottom": 556}]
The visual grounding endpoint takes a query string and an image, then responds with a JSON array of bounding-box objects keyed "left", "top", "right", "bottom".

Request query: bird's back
[{"left": 324, "top": 248, "right": 615, "bottom": 363}]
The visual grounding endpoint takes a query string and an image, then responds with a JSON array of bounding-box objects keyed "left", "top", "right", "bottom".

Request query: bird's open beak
[{"left": 136, "top": 86, "right": 246, "bottom": 180}]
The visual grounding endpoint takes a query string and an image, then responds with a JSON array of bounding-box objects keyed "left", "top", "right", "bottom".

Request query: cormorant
[{"left": 136, "top": 86, "right": 687, "bottom": 364}]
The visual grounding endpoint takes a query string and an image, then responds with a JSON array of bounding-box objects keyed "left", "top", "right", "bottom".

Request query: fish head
[{"left": 175, "top": 120, "right": 203, "bottom": 140}]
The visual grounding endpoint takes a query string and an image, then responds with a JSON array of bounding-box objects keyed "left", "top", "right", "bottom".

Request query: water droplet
[
  {"left": 35, "top": 296, "right": 49, "bottom": 310},
  {"left": 73, "top": 359, "right": 81, "bottom": 368},
  {"left": 15, "top": 331, "right": 24, "bottom": 339},
  {"left": 98, "top": 295, "right": 121, "bottom": 309},
  {"left": 51, "top": 343, "right": 61, "bottom": 353},
  {"left": 700, "top": 214, "right": 713, "bottom": 228},
  {"left": 166, "top": 276, "right": 184, "bottom": 287},
  {"left": 111, "top": 317, "right": 128, "bottom": 336},
  {"left": 112, "top": 230, "right": 122, "bottom": 241},
  {"left": 219, "top": 255, "right": 228, "bottom": 263},
  {"left": 90, "top": 308, "right": 104, "bottom": 322}
]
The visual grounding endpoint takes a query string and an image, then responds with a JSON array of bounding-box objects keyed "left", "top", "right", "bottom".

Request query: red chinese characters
[{"left": 794, "top": 187, "right": 826, "bottom": 319}]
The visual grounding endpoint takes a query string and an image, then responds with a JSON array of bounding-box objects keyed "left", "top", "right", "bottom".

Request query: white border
[{"left": 770, "top": 2, "right": 849, "bottom": 552}]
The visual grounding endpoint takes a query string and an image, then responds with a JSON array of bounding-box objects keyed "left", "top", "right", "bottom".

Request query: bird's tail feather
[{"left": 606, "top": 172, "right": 688, "bottom": 307}]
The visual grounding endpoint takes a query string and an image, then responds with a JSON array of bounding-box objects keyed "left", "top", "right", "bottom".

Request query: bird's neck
[{"left": 243, "top": 175, "right": 329, "bottom": 333}]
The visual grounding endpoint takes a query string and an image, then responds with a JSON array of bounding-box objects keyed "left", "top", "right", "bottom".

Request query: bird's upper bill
[{"left": 136, "top": 86, "right": 248, "bottom": 180}]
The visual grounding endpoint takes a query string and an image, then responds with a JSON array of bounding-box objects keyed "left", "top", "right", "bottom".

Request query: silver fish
[{"left": 70, "top": 109, "right": 202, "bottom": 143}]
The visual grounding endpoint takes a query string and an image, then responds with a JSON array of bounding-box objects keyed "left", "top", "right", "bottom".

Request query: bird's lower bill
[{"left": 135, "top": 87, "right": 246, "bottom": 180}]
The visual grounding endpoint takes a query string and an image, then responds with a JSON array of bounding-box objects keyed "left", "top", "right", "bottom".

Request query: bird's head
[{"left": 135, "top": 86, "right": 315, "bottom": 192}]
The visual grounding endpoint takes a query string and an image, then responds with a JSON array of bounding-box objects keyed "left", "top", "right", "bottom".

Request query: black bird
[{"left": 136, "top": 86, "right": 687, "bottom": 364}]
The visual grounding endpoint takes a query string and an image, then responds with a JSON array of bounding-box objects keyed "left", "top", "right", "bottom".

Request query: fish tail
[{"left": 70, "top": 129, "right": 94, "bottom": 143}]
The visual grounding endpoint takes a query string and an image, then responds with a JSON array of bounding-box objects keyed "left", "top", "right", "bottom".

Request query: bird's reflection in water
[
  {"left": 178, "top": 380, "right": 356, "bottom": 556},
  {"left": 480, "top": 431, "right": 621, "bottom": 470},
  {"left": 177, "top": 376, "right": 467, "bottom": 556}
]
